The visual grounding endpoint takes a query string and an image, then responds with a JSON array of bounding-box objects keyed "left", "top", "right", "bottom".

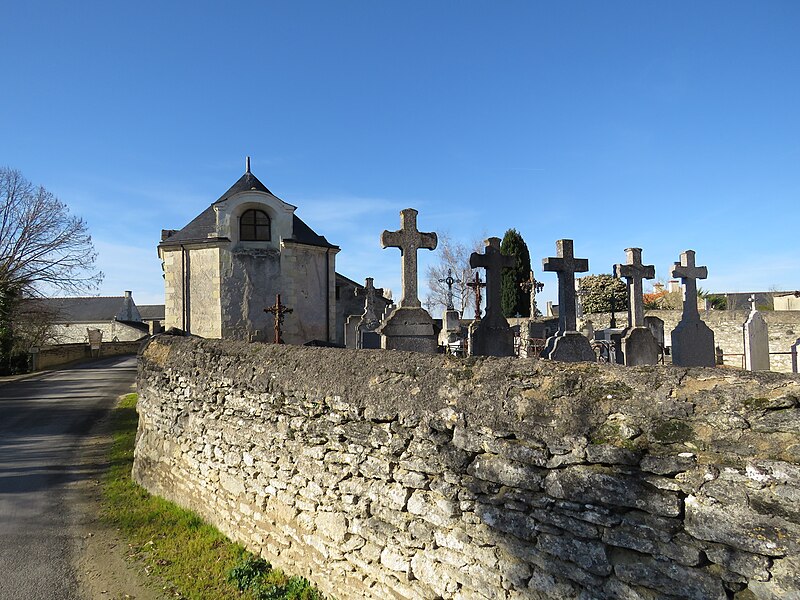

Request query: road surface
[{"left": 0, "top": 356, "right": 137, "bottom": 600}]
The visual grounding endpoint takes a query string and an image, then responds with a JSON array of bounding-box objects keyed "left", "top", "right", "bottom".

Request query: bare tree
[
  {"left": 1, "top": 167, "right": 102, "bottom": 296},
  {"left": 424, "top": 233, "right": 484, "bottom": 317},
  {"left": 1, "top": 167, "right": 102, "bottom": 372}
]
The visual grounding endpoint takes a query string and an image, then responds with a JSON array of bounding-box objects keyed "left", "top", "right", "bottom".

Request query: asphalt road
[{"left": 0, "top": 356, "right": 137, "bottom": 600}]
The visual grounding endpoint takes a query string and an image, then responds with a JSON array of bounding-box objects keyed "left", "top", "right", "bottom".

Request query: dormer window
[{"left": 240, "top": 209, "right": 271, "bottom": 241}]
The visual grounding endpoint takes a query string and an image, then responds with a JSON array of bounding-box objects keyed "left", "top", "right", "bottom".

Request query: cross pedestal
[
  {"left": 377, "top": 208, "right": 438, "bottom": 353},
  {"left": 670, "top": 250, "right": 715, "bottom": 367},
  {"left": 468, "top": 237, "right": 514, "bottom": 356},
  {"left": 614, "top": 247, "right": 659, "bottom": 366},
  {"left": 541, "top": 239, "right": 594, "bottom": 362}
]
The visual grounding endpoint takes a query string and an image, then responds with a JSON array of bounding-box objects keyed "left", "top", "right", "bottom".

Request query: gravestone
[
  {"left": 670, "top": 250, "right": 716, "bottom": 367},
  {"left": 792, "top": 337, "right": 800, "bottom": 374},
  {"left": 469, "top": 237, "right": 514, "bottom": 356},
  {"left": 376, "top": 209, "right": 438, "bottom": 353},
  {"left": 644, "top": 315, "right": 665, "bottom": 360},
  {"left": 351, "top": 278, "right": 384, "bottom": 349},
  {"left": 541, "top": 239, "right": 595, "bottom": 362},
  {"left": 744, "top": 294, "right": 770, "bottom": 371},
  {"left": 613, "top": 247, "right": 659, "bottom": 366}
]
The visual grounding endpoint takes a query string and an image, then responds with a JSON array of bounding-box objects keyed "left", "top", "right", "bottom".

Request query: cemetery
[{"left": 130, "top": 202, "right": 800, "bottom": 599}]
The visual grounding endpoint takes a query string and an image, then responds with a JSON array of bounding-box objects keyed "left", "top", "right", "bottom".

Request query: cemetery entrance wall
[{"left": 134, "top": 336, "right": 800, "bottom": 600}]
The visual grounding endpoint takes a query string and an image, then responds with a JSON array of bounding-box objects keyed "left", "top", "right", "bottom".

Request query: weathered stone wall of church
[
  {"left": 584, "top": 310, "right": 800, "bottom": 372},
  {"left": 161, "top": 248, "right": 183, "bottom": 332},
  {"left": 134, "top": 336, "right": 800, "bottom": 600},
  {"left": 279, "top": 242, "right": 333, "bottom": 344},
  {"left": 188, "top": 247, "right": 222, "bottom": 338}
]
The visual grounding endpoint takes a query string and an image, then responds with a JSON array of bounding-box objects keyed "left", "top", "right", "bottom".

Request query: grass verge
[{"left": 104, "top": 393, "right": 324, "bottom": 600}]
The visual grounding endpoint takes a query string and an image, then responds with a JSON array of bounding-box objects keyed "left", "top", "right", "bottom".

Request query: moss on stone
[{"left": 652, "top": 420, "right": 694, "bottom": 444}]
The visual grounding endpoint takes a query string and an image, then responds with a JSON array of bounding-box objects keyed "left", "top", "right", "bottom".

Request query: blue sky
[{"left": 2, "top": 1, "right": 798, "bottom": 307}]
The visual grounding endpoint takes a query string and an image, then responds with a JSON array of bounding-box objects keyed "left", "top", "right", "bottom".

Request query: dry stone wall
[{"left": 134, "top": 337, "right": 800, "bottom": 599}]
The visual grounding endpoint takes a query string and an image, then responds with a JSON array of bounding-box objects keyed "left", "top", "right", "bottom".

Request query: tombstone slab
[
  {"left": 622, "top": 327, "right": 660, "bottom": 366},
  {"left": 469, "top": 237, "right": 514, "bottom": 356},
  {"left": 744, "top": 296, "right": 770, "bottom": 371},
  {"left": 377, "top": 209, "right": 438, "bottom": 353},
  {"left": 541, "top": 239, "right": 593, "bottom": 362},
  {"left": 670, "top": 250, "right": 715, "bottom": 367}
]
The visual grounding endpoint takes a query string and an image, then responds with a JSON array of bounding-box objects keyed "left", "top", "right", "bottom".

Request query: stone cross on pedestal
[
  {"left": 438, "top": 269, "right": 456, "bottom": 311},
  {"left": 468, "top": 238, "right": 514, "bottom": 356},
  {"left": 470, "top": 238, "right": 513, "bottom": 323},
  {"left": 749, "top": 294, "right": 757, "bottom": 312},
  {"left": 264, "top": 294, "right": 293, "bottom": 344},
  {"left": 376, "top": 209, "right": 438, "bottom": 353},
  {"left": 520, "top": 270, "right": 544, "bottom": 318},
  {"left": 467, "top": 272, "right": 485, "bottom": 321},
  {"left": 357, "top": 277, "right": 382, "bottom": 330},
  {"left": 614, "top": 248, "right": 655, "bottom": 328},
  {"left": 543, "top": 239, "right": 589, "bottom": 334},
  {"left": 541, "top": 239, "right": 594, "bottom": 362},
  {"left": 614, "top": 248, "right": 659, "bottom": 366},
  {"left": 670, "top": 250, "right": 715, "bottom": 367},
  {"left": 380, "top": 208, "right": 437, "bottom": 309}
]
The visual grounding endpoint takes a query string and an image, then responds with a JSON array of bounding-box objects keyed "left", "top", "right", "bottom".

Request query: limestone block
[
  {"left": 612, "top": 553, "right": 727, "bottom": 600},
  {"left": 466, "top": 454, "right": 544, "bottom": 490}
]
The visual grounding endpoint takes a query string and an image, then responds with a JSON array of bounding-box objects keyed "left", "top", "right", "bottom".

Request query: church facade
[{"left": 158, "top": 161, "right": 339, "bottom": 345}]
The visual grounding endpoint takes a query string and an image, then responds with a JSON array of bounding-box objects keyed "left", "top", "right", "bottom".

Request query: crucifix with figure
[
  {"left": 520, "top": 270, "right": 544, "bottom": 318},
  {"left": 264, "top": 294, "right": 293, "bottom": 344},
  {"left": 467, "top": 271, "right": 486, "bottom": 321}
]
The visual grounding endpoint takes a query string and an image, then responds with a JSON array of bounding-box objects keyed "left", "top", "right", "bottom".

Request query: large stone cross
[
  {"left": 614, "top": 247, "right": 655, "bottom": 328},
  {"left": 381, "top": 208, "right": 437, "bottom": 309},
  {"left": 470, "top": 237, "right": 514, "bottom": 323},
  {"left": 543, "top": 239, "right": 589, "bottom": 333},
  {"left": 671, "top": 250, "right": 707, "bottom": 321}
]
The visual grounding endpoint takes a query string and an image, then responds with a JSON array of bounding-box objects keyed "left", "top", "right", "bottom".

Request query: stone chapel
[{"left": 158, "top": 159, "right": 341, "bottom": 345}]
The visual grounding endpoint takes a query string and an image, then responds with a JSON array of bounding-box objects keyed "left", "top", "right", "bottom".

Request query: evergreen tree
[
  {"left": 578, "top": 274, "right": 628, "bottom": 314},
  {"left": 500, "top": 229, "right": 532, "bottom": 317}
]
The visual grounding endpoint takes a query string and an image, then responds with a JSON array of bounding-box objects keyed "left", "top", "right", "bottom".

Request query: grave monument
[
  {"left": 469, "top": 238, "right": 515, "bottom": 356},
  {"left": 670, "top": 250, "right": 715, "bottom": 367},
  {"left": 541, "top": 239, "right": 595, "bottom": 362},
  {"left": 613, "top": 247, "right": 660, "bottom": 366},
  {"left": 743, "top": 294, "right": 770, "bottom": 371},
  {"left": 376, "top": 209, "right": 438, "bottom": 353}
]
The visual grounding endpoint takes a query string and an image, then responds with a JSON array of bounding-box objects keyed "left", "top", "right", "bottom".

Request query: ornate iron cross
[
  {"left": 466, "top": 271, "right": 486, "bottom": 320},
  {"left": 264, "top": 294, "right": 293, "bottom": 344},
  {"left": 438, "top": 268, "right": 456, "bottom": 311}
]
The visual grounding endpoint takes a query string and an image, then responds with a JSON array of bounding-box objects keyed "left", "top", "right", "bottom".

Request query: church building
[{"left": 158, "top": 159, "right": 340, "bottom": 345}]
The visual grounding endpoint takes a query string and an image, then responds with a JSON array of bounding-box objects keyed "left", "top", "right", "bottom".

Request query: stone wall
[
  {"left": 35, "top": 340, "right": 142, "bottom": 370},
  {"left": 134, "top": 337, "right": 800, "bottom": 600},
  {"left": 584, "top": 310, "right": 800, "bottom": 372},
  {"left": 51, "top": 320, "right": 148, "bottom": 345}
]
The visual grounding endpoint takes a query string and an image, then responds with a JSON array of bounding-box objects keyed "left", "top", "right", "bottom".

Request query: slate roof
[
  {"left": 160, "top": 170, "right": 336, "bottom": 249},
  {"left": 32, "top": 296, "right": 148, "bottom": 326},
  {"left": 139, "top": 305, "right": 166, "bottom": 321}
]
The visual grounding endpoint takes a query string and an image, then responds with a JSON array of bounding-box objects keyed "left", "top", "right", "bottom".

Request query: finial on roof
[{"left": 246, "top": 156, "right": 251, "bottom": 173}]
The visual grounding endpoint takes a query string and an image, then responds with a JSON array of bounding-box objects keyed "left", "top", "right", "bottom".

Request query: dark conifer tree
[{"left": 500, "top": 229, "right": 532, "bottom": 317}]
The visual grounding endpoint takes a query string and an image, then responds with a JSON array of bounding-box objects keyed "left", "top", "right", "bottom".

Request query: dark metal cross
[
  {"left": 671, "top": 250, "right": 707, "bottom": 321},
  {"left": 466, "top": 271, "right": 486, "bottom": 320},
  {"left": 520, "top": 270, "right": 544, "bottom": 317},
  {"left": 543, "top": 239, "right": 589, "bottom": 333},
  {"left": 438, "top": 268, "right": 457, "bottom": 311},
  {"left": 264, "top": 293, "right": 293, "bottom": 344},
  {"left": 470, "top": 237, "right": 514, "bottom": 323},
  {"left": 380, "top": 208, "right": 437, "bottom": 309},
  {"left": 613, "top": 247, "right": 655, "bottom": 328}
]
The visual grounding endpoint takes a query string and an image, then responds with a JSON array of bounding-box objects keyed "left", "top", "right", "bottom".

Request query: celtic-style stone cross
[
  {"left": 614, "top": 248, "right": 655, "bottom": 328},
  {"left": 467, "top": 271, "right": 486, "bottom": 320},
  {"left": 671, "top": 250, "right": 707, "bottom": 322},
  {"left": 264, "top": 294, "right": 293, "bottom": 344},
  {"left": 543, "top": 239, "right": 589, "bottom": 333},
  {"left": 381, "top": 209, "right": 437, "bottom": 309},
  {"left": 438, "top": 268, "right": 456, "bottom": 311},
  {"left": 470, "top": 238, "right": 514, "bottom": 323}
]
